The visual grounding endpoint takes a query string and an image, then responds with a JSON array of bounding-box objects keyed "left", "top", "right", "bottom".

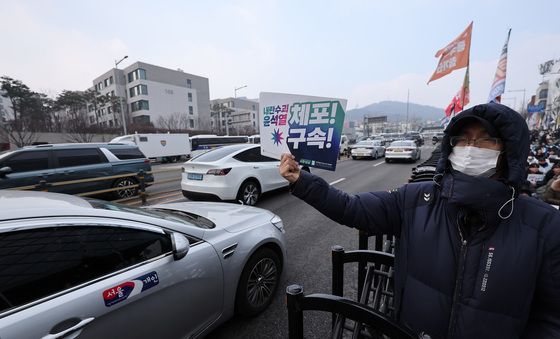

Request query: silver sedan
[
  {"left": 0, "top": 190, "right": 286, "bottom": 339},
  {"left": 385, "top": 140, "right": 421, "bottom": 163},
  {"left": 351, "top": 140, "right": 386, "bottom": 160}
]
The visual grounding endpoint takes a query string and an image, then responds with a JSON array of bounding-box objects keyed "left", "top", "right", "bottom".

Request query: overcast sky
[{"left": 1, "top": 0, "right": 559, "bottom": 112}]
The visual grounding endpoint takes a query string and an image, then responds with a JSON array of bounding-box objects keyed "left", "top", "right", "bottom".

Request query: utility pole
[
  {"left": 115, "top": 55, "right": 129, "bottom": 135},
  {"left": 406, "top": 89, "right": 410, "bottom": 133}
]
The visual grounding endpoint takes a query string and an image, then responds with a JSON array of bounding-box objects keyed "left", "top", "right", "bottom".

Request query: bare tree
[
  {"left": 156, "top": 113, "right": 189, "bottom": 132},
  {"left": 55, "top": 90, "right": 99, "bottom": 143},
  {"left": 1, "top": 120, "right": 37, "bottom": 148}
]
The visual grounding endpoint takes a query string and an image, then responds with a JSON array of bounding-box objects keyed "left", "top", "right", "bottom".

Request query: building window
[
  {"left": 253, "top": 113, "right": 256, "bottom": 120},
  {"left": 539, "top": 89, "right": 548, "bottom": 99},
  {"left": 89, "top": 116, "right": 95, "bottom": 124},
  {"left": 133, "top": 115, "right": 151, "bottom": 124},
  {"left": 131, "top": 100, "right": 150, "bottom": 112},
  {"left": 230, "top": 101, "right": 235, "bottom": 108},
  {"left": 109, "top": 120, "right": 114, "bottom": 127},
  {"left": 98, "top": 82, "right": 104, "bottom": 90},
  {"left": 189, "top": 106, "right": 193, "bottom": 115},
  {"left": 129, "top": 84, "right": 148, "bottom": 98},
  {"left": 104, "top": 78, "right": 109, "bottom": 87},
  {"left": 187, "top": 79, "right": 192, "bottom": 88},
  {"left": 127, "top": 68, "right": 147, "bottom": 83},
  {"left": 107, "top": 106, "right": 112, "bottom": 114},
  {"left": 252, "top": 104, "right": 256, "bottom": 110},
  {"left": 188, "top": 93, "right": 193, "bottom": 102},
  {"left": 189, "top": 119, "right": 194, "bottom": 128},
  {"left": 109, "top": 76, "right": 114, "bottom": 85}
]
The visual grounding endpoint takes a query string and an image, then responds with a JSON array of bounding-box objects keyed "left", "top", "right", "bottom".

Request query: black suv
[{"left": 0, "top": 143, "right": 154, "bottom": 199}]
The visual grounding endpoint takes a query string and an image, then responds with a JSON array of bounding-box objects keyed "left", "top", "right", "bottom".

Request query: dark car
[
  {"left": 0, "top": 143, "right": 153, "bottom": 199},
  {"left": 404, "top": 132, "right": 424, "bottom": 146}
]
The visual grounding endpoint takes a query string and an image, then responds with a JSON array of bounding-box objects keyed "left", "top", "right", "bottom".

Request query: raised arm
[{"left": 279, "top": 154, "right": 403, "bottom": 236}]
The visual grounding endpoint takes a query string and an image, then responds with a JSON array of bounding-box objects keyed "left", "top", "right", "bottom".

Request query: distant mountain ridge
[{"left": 346, "top": 101, "right": 444, "bottom": 122}]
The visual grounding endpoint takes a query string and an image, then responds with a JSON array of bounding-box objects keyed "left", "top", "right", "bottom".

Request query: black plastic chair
[{"left": 286, "top": 285, "right": 417, "bottom": 339}]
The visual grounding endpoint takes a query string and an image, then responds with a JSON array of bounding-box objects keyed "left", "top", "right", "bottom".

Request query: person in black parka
[{"left": 279, "top": 103, "right": 560, "bottom": 339}]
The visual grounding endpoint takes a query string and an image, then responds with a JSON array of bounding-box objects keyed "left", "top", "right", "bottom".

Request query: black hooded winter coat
[{"left": 290, "top": 103, "right": 560, "bottom": 338}]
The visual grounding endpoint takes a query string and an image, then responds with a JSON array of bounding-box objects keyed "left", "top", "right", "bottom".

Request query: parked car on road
[
  {"left": 0, "top": 143, "right": 153, "bottom": 199},
  {"left": 0, "top": 190, "right": 286, "bottom": 339},
  {"left": 385, "top": 140, "right": 421, "bottom": 163},
  {"left": 351, "top": 140, "right": 385, "bottom": 160},
  {"left": 181, "top": 144, "right": 288, "bottom": 206}
]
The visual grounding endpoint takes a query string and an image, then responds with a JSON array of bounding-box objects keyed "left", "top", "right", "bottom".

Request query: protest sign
[{"left": 259, "top": 92, "right": 347, "bottom": 171}]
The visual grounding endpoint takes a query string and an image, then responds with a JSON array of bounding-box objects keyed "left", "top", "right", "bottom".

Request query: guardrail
[{"left": 5, "top": 166, "right": 182, "bottom": 206}]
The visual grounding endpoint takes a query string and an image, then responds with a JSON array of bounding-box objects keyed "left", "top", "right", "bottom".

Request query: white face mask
[{"left": 448, "top": 146, "right": 501, "bottom": 177}]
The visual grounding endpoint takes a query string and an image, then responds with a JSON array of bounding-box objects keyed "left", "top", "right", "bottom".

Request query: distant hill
[{"left": 346, "top": 101, "right": 444, "bottom": 122}]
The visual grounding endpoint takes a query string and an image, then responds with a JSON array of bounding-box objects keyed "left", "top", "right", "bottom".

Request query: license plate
[
  {"left": 393, "top": 148, "right": 403, "bottom": 152},
  {"left": 187, "top": 173, "right": 203, "bottom": 180}
]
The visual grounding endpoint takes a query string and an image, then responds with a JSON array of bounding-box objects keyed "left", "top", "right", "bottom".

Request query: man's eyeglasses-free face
[{"left": 450, "top": 136, "right": 502, "bottom": 148}]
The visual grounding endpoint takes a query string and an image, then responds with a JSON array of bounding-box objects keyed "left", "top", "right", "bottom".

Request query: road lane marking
[
  {"left": 372, "top": 161, "right": 385, "bottom": 167},
  {"left": 329, "top": 178, "right": 346, "bottom": 185}
]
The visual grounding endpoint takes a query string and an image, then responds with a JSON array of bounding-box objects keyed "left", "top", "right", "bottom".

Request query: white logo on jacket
[{"left": 481, "top": 246, "right": 495, "bottom": 292}]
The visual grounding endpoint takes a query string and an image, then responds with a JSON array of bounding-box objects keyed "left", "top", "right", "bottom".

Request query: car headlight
[{"left": 270, "top": 215, "right": 285, "bottom": 233}]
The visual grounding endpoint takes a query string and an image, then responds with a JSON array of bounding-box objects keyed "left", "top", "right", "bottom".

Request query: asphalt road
[{"left": 138, "top": 146, "right": 436, "bottom": 338}]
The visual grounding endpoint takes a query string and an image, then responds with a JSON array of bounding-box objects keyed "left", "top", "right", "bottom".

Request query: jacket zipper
[{"left": 447, "top": 224, "right": 468, "bottom": 339}]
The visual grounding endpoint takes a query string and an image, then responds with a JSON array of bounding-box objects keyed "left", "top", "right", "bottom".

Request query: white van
[{"left": 110, "top": 133, "right": 191, "bottom": 163}]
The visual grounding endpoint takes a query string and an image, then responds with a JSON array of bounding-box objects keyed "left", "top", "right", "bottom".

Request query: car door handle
[
  {"left": 253, "top": 166, "right": 260, "bottom": 169},
  {"left": 42, "top": 317, "right": 95, "bottom": 339}
]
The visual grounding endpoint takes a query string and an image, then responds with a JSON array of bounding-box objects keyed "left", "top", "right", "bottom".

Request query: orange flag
[{"left": 428, "top": 22, "right": 473, "bottom": 83}]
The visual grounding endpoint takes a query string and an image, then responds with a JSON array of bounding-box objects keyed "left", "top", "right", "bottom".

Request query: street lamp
[
  {"left": 115, "top": 55, "right": 129, "bottom": 135},
  {"left": 234, "top": 85, "right": 247, "bottom": 99},
  {"left": 508, "top": 89, "right": 526, "bottom": 114},
  {"left": 227, "top": 85, "right": 247, "bottom": 136}
]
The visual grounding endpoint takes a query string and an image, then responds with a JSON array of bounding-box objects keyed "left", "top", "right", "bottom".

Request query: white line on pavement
[
  {"left": 329, "top": 178, "right": 346, "bottom": 185},
  {"left": 372, "top": 161, "right": 385, "bottom": 167}
]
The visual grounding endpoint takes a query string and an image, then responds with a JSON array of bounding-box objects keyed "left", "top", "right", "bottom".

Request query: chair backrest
[{"left": 286, "top": 285, "right": 417, "bottom": 339}]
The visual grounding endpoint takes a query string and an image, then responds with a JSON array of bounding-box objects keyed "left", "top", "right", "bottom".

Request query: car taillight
[
  {"left": 386, "top": 148, "right": 393, "bottom": 152},
  {"left": 207, "top": 168, "right": 232, "bottom": 176},
  {"left": 404, "top": 148, "right": 414, "bottom": 151},
  {"left": 144, "top": 159, "right": 150, "bottom": 164}
]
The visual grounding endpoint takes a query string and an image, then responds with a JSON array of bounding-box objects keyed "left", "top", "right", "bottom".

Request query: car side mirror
[
  {"left": 0, "top": 166, "right": 12, "bottom": 178},
  {"left": 171, "top": 233, "right": 190, "bottom": 260}
]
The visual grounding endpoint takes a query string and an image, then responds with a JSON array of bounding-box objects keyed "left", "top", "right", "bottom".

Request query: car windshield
[
  {"left": 87, "top": 199, "right": 215, "bottom": 229},
  {"left": 390, "top": 141, "right": 415, "bottom": 147},
  {"left": 190, "top": 144, "right": 248, "bottom": 162}
]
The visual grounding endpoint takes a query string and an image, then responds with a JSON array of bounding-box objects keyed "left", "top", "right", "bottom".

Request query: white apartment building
[
  {"left": 210, "top": 97, "right": 259, "bottom": 135},
  {"left": 533, "top": 59, "right": 560, "bottom": 129},
  {"left": 91, "top": 61, "right": 211, "bottom": 130}
]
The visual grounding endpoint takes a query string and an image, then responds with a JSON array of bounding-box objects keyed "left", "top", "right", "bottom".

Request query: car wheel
[
  {"left": 236, "top": 248, "right": 281, "bottom": 317},
  {"left": 373, "top": 151, "right": 378, "bottom": 160},
  {"left": 352, "top": 156, "right": 357, "bottom": 160},
  {"left": 385, "top": 158, "right": 391, "bottom": 163},
  {"left": 112, "top": 177, "right": 138, "bottom": 199},
  {"left": 237, "top": 180, "right": 261, "bottom": 206}
]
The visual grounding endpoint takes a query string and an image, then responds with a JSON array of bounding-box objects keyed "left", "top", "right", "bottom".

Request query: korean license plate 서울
[{"left": 187, "top": 173, "right": 203, "bottom": 181}]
